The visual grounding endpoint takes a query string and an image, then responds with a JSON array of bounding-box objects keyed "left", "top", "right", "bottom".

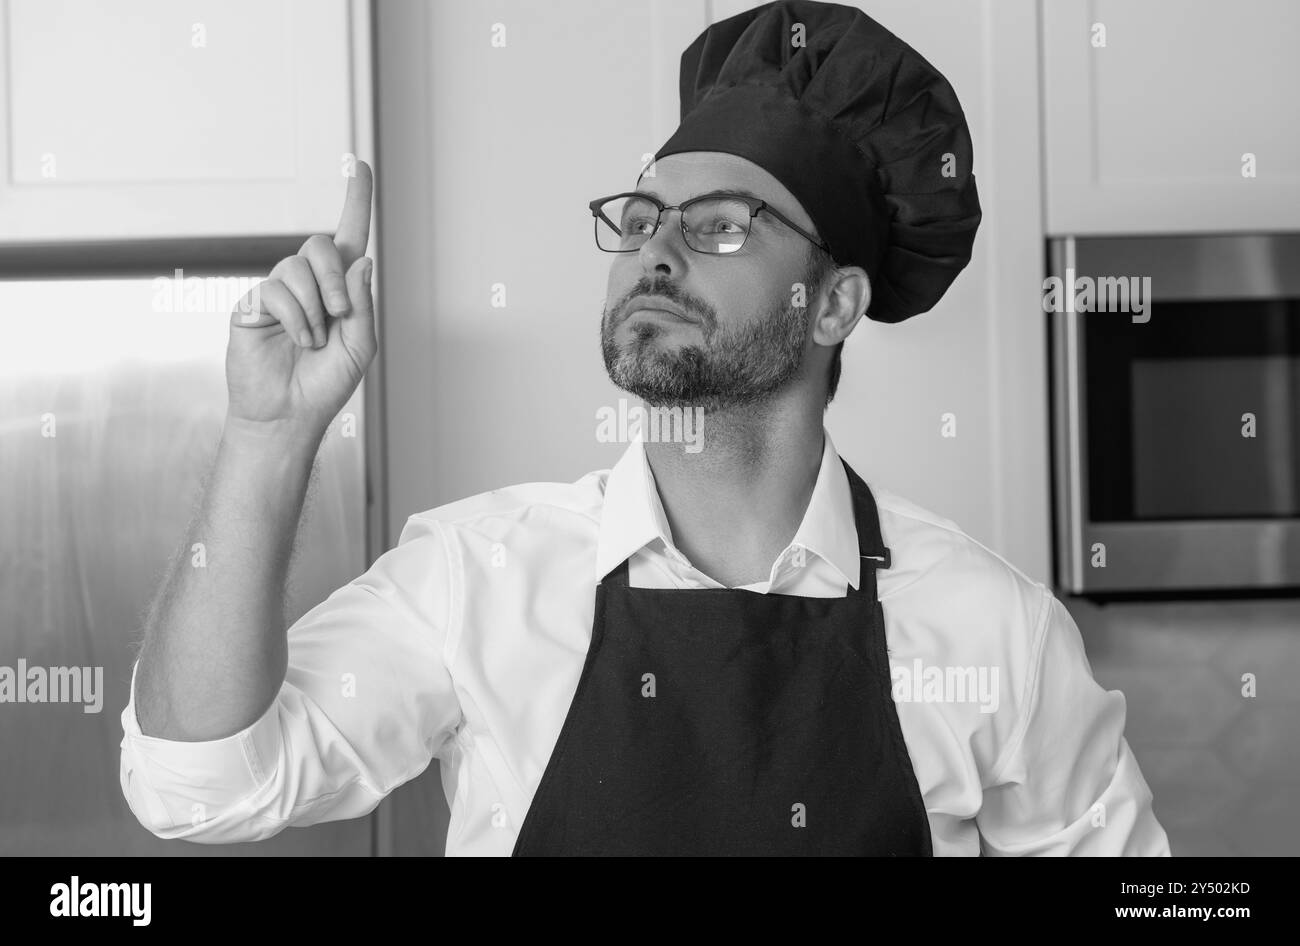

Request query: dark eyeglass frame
[{"left": 589, "top": 190, "right": 832, "bottom": 256}]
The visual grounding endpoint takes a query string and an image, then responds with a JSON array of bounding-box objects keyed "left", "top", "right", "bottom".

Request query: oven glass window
[{"left": 1085, "top": 299, "right": 1300, "bottom": 521}]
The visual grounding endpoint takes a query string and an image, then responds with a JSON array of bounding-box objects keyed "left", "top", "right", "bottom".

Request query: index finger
[{"left": 334, "top": 159, "right": 373, "bottom": 264}]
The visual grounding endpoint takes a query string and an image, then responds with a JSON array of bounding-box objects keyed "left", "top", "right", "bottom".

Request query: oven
[{"left": 1049, "top": 233, "right": 1300, "bottom": 594}]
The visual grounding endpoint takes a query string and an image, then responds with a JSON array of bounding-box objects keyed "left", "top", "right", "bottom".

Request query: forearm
[{"left": 134, "top": 417, "right": 323, "bottom": 741}]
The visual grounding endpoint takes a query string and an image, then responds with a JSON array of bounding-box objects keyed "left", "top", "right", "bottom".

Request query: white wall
[
  {"left": 374, "top": 0, "right": 1048, "bottom": 856},
  {"left": 378, "top": 0, "right": 1049, "bottom": 583}
]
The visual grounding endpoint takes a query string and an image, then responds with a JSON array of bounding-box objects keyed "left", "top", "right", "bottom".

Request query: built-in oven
[{"left": 1049, "top": 234, "right": 1300, "bottom": 595}]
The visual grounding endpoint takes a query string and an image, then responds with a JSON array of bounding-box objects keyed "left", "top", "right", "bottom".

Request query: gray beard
[{"left": 600, "top": 299, "right": 809, "bottom": 413}]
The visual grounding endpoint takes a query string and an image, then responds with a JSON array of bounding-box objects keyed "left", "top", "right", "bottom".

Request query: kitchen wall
[
  {"left": 376, "top": 0, "right": 1298, "bottom": 858},
  {"left": 374, "top": 0, "right": 1052, "bottom": 853},
  {"left": 4, "top": 0, "right": 1290, "bottom": 858},
  {"left": 376, "top": 0, "right": 1049, "bottom": 579}
]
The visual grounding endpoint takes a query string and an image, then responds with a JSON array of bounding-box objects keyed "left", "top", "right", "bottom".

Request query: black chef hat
[{"left": 646, "top": 0, "right": 982, "bottom": 323}]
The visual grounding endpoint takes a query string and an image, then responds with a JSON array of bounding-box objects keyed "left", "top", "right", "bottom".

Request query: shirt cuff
[{"left": 119, "top": 658, "right": 282, "bottom": 834}]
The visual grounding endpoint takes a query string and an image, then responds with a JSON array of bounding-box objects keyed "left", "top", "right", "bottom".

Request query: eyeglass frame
[{"left": 588, "top": 189, "right": 833, "bottom": 257}]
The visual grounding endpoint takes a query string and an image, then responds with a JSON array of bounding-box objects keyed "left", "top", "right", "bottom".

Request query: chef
[{"left": 120, "top": 0, "right": 1171, "bottom": 856}]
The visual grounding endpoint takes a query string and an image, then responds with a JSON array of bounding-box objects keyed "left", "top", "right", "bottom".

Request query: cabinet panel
[
  {"left": 1042, "top": 0, "right": 1300, "bottom": 234},
  {"left": 0, "top": 0, "right": 355, "bottom": 243}
]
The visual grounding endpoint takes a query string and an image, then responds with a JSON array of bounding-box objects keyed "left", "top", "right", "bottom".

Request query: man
[{"left": 120, "top": 0, "right": 1170, "bottom": 855}]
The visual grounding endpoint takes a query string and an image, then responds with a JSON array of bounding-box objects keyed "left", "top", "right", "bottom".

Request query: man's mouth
[
  {"left": 627, "top": 307, "right": 694, "bottom": 324},
  {"left": 623, "top": 294, "right": 697, "bottom": 325}
]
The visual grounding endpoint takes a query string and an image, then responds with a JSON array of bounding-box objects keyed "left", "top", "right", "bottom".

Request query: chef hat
[{"left": 646, "top": 0, "right": 982, "bottom": 323}]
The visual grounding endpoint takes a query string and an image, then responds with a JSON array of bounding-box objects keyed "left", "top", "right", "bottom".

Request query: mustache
[{"left": 612, "top": 290, "right": 711, "bottom": 330}]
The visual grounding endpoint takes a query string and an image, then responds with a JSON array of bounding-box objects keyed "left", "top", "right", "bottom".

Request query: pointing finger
[{"left": 335, "top": 159, "right": 373, "bottom": 265}]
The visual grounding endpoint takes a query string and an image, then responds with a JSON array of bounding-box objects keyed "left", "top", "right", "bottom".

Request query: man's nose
[{"left": 638, "top": 209, "right": 691, "bottom": 275}]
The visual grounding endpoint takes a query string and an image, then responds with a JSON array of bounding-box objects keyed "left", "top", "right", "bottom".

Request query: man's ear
[{"left": 812, "top": 265, "right": 871, "bottom": 347}]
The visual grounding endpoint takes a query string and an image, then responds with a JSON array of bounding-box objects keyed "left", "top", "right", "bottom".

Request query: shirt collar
[{"left": 595, "top": 427, "right": 862, "bottom": 590}]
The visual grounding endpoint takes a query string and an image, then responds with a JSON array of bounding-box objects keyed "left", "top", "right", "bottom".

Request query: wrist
[{"left": 220, "top": 414, "right": 325, "bottom": 462}]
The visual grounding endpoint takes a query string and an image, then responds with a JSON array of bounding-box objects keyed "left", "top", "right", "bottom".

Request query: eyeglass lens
[{"left": 595, "top": 195, "right": 752, "bottom": 254}]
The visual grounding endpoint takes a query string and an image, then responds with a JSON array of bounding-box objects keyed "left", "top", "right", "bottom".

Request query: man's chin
[
  {"left": 606, "top": 372, "right": 699, "bottom": 409},
  {"left": 602, "top": 337, "right": 726, "bottom": 409},
  {"left": 605, "top": 373, "right": 734, "bottom": 412},
  {"left": 616, "top": 327, "right": 698, "bottom": 356}
]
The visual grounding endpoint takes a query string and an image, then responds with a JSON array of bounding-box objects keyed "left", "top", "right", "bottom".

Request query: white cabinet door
[
  {"left": 1042, "top": 0, "right": 1300, "bottom": 235},
  {"left": 0, "top": 0, "right": 357, "bottom": 244}
]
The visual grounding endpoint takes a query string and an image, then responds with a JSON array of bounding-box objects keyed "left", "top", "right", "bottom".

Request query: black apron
[{"left": 512, "top": 458, "right": 931, "bottom": 856}]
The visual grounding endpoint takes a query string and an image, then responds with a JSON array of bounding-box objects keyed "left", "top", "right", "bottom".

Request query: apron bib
[{"left": 513, "top": 459, "right": 931, "bottom": 856}]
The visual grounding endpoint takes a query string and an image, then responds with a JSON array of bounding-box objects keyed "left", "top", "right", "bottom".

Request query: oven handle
[{"left": 1051, "top": 236, "right": 1087, "bottom": 592}]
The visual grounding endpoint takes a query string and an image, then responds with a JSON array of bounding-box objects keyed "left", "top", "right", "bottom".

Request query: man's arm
[
  {"left": 118, "top": 162, "right": 465, "bottom": 844},
  {"left": 133, "top": 421, "right": 319, "bottom": 741},
  {"left": 120, "top": 514, "right": 462, "bottom": 843},
  {"left": 976, "top": 589, "right": 1172, "bottom": 856},
  {"left": 133, "top": 163, "right": 376, "bottom": 742}
]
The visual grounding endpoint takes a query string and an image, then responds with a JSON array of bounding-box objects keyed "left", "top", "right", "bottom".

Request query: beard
[{"left": 600, "top": 292, "right": 810, "bottom": 413}]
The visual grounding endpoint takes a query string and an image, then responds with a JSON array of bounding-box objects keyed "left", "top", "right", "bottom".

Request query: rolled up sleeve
[
  {"left": 119, "top": 514, "right": 463, "bottom": 843},
  {"left": 976, "top": 590, "right": 1171, "bottom": 856}
]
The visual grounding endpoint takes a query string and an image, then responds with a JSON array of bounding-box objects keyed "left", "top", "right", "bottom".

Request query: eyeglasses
[{"left": 589, "top": 190, "right": 832, "bottom": 256}]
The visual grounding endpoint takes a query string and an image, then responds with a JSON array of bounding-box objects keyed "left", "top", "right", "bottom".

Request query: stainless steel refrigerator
[{"left": 0, "top": 274, "right": 373, "bottom": 855}]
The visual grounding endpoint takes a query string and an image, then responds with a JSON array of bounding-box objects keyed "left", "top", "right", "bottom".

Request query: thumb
[{"left": 336, "top": 256, "right": 377, "bottom": 369}]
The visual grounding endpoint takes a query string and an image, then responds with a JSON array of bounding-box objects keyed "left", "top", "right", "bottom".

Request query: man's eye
[{"left": 696, "top": 217, "right": 746, "bottom": 234}]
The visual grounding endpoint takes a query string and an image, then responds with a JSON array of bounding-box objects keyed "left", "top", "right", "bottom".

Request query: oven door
[{"left": 1050, "top": 234, "right": 1300, "bottom": 594}]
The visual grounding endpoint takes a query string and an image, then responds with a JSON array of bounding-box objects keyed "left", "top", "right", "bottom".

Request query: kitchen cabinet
[
  {"left": 1041, "top": 0, "right": 1300, "bottom": 235},
  {"left": 0, "top": 0, "right": 357, "bottom": 244}
]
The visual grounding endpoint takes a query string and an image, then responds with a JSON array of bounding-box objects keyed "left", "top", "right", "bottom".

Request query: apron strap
[
  {"left": 604, "top": 557, "right": 632, "bottom": 587},
  {"left": 840, "top": 458, "right": 892, "bottom": 571}
]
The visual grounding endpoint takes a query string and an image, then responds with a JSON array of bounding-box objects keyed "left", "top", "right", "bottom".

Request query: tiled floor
[{"left": 1063, "top": 594, "right": 1300, "bottom": 856}]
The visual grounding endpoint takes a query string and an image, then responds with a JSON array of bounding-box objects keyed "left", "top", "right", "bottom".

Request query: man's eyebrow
[{"left": 717, "top": 187, "right": 765, "bottom": 202}]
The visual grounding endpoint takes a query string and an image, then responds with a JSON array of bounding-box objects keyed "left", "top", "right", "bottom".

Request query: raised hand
[{"left": 226, "top": 160, "right": 377, "bottom": 436}]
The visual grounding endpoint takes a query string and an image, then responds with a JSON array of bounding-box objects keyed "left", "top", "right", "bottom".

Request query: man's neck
[{"left": 643, "top": 396, "right": 826, "bottom": 587}]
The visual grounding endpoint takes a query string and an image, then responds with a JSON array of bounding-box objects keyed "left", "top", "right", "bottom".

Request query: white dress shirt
[{"left": 120, "top": 429, "right": 1171, "bottom": 856}]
